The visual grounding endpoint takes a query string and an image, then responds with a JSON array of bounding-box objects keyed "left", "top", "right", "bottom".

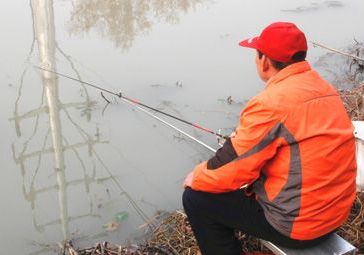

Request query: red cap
[{"left": 239, "top": 22, "right": 307, "bottom": 63}]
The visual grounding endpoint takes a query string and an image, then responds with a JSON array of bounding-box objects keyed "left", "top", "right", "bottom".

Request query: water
[{"left": 0, "top": 0, "right": 363, "bottom": 254}]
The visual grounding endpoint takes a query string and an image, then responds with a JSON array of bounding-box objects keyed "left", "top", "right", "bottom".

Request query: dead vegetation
[
  {"left": 339, "top": 83, "right": 364, "bottom": 121},
  {"left": 337, "top": 193, "right": 364, "bottom": 253},
  {"left": 337, "top": 82, "right": 364, "bottom": 253},
  {"left": 62, "top": 210, "right": 271, "bottom": 255}
]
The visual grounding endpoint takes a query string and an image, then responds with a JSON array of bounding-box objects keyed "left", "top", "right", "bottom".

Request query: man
[{"left": 182, "top": 22, "right": 357, "bottom": 255}]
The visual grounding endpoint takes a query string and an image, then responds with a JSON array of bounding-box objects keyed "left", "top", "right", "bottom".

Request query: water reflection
[
  {"left": 281, "top": 0, "right": 344, "bottom": 13},
  {"left": 314, "top": 41, "right": 364, "bottom": 89},
  {"left": 68, "top": 0, "right": 207, "bottom": 49},
  {"left": 10, "top": 0, "right": 149, "bottom": 253}
]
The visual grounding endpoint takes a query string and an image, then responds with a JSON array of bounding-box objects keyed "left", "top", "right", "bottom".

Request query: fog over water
[{"left": 0, "top": 0, "right": 363, "bottom": 254}]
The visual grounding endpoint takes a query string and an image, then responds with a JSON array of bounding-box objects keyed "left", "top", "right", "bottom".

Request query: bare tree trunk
[{"left": 31, "top": 0, "right": 70, "bottom": 239}]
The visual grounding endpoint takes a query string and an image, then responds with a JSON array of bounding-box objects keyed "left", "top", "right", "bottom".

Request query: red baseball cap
[{"left": 239, "top": 22, "right": 307, "bottom": 63}]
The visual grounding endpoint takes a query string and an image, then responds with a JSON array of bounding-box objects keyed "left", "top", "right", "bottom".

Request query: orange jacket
[{"left": 187, "top": 61, "right": 356, "bottom": 240}]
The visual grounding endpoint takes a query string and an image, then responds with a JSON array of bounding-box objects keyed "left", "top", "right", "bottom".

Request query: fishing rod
[
  {"left": 34, "top": 66, "right": 228, "bottom": 140},
  {"left": 122, "top": 98, "right": 217, "bottom": 153},
  {"left": 35, "top": 66, "right": 250, "bottom": 189}
]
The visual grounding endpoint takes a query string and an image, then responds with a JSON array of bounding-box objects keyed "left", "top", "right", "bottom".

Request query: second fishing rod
[{"left": 35, "top": 66, "right": 229, "bottom": 141}]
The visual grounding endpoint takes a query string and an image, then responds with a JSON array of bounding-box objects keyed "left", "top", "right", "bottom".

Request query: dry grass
[
  {"left": 337, "top": 83, "right": 364, "bottom": 254},
  {"left": 339, "top": 83, "right": 364, "bottom": 121},
  {"left": 63, "top": 210, "right": 270, "bottom": 255},
  {"left": 337, "top": 193, "right": 364, "bottom": 253}
]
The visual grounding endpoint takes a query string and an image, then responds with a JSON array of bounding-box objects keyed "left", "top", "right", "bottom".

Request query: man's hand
[{"left": 183, "top": 171, "right": 194, "bottom": 188}]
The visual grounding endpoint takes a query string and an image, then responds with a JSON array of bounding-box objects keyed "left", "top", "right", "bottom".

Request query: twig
[
  {"left": 311, "top": 41, "right": 364, "bottom": 62},
  {"left": 101, "top": 92, "right": 111, "bottom": 104},
  {"left": 100, "top": 92, "right": 111, "bottom": 116}
]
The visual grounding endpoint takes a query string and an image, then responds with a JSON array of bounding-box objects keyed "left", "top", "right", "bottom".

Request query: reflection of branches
[
  {"left": 27, "top": 241, "right": 59, "bottom": 255},
  {"left": 56, "top": 43, "right": 93, "bottom": 121},
  {"left": 26, "top": 129, "right": 50, "bottom": 209},
  {"left": 12, "top": 2, "right": 155, "bottom": 255},
  {"left": 63, "top": 106, "right": 99, "bottom": 155},
  {"left": 11, "top": 88, "right": 45, "bottom": 177},
  {"left": 151, "top": 0, "right": 199, "bottom": 22},
  {"left": 14, "top": 119, "right": 105, "bottom": 231},
  {"left": 69, "top": 0, "right": 147, "bottom": 48},
  {"left": 13, "top": 0, "right": 39, "bottom": 137},
  {"left": 15, "top": 3, "right": 166, "bottom": 253},
  {"left": 62, "top": 136, "right": 94, "bottom": 211},
  {"left": 13, "top": 40, "right": 36, "bottom": 137},
  {"left": 92, "top": 147, "right": 153, "bottom": 227},
  {"left": 13, "top": 54, "right": 114, "bottom": 246},
  {"left": 62, "top": 106, "right": 153, "bottom": 226},
  {"left": 33, "top": 212, "right": 101, "bottom": 233},
  {"left": 68, "top": 0, "right": 205, "bottom": 49}
]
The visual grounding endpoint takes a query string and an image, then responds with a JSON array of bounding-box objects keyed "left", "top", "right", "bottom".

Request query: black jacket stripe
[{"left": 207, "top": 138, "right": 238, "bottom": 170}]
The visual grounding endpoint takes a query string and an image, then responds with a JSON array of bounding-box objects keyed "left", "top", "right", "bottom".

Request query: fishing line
[
  {"left": 34, "top": 65, "right": 229, "bottom": 141},
  {"left": 122, "top": 98, "right": 217, "bottom": 153}
]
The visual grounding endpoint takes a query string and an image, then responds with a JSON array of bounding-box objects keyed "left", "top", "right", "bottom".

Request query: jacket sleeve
[{"left": 189, "top": 97, "right": 282, "bottom": 193}]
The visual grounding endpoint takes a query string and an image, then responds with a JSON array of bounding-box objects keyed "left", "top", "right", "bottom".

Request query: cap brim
[{"left": 239, "top": 36, "right": 259, "bottom": 49}]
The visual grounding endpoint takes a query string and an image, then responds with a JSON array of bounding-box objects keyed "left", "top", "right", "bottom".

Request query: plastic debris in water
[
  {"left": 103, "top": 221, "right": 120, "bottom": 232},
  {"left": 102, "top": 211, "right": 129, "bottom": 231},
  {"left": 115, "top": 211, "right": 129, "bottom": 222}
]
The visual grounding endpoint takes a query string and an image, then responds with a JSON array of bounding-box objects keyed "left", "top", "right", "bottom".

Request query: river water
[{"left": 0, "top": 0, "right": 363, "bottom": 254}]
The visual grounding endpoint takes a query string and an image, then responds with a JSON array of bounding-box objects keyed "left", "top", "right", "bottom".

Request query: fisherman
[{"left": 182, "top": 22, "right": 357, "bottom": 255}]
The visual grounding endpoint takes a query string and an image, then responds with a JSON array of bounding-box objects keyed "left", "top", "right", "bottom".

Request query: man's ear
[{"left": 262, "top": 55, "right": 270, "bottom": 72}]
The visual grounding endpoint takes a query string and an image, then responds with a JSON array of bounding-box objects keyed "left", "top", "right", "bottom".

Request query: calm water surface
[{"left": 0, "top": 0, "right": 363, "bottom": 254}]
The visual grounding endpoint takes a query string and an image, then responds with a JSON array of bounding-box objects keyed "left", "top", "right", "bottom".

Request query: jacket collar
[{"left": 266, "top": 61, "right": 311, "bottom": 87}]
